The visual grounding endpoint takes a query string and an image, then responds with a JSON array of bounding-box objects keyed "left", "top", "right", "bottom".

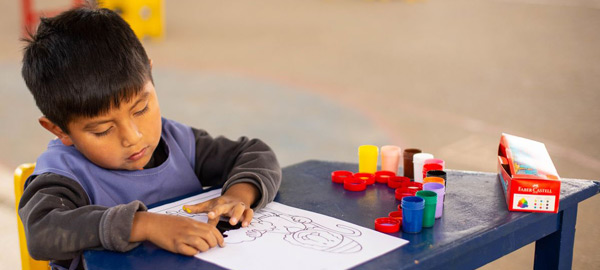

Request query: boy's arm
[
  {"left": 192, "top": 128, "right": 282, "bottom": 209},
  {"left": 18, "top": 173, "right": 146, "bottom": 260}
]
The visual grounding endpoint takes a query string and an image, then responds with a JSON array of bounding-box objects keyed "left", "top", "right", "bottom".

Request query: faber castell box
[{"left": 497, "top": 133, "right": 561, "bottom": 213}]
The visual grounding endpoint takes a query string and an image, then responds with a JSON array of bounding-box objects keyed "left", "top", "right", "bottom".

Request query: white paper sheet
[{"left": 149, "top": 189, "right": 408, "bottom": 270}]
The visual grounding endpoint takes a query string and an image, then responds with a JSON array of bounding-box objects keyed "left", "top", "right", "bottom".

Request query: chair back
[
  {"left": 99, "top": 0, "right": 164, "bottom": 39},
  {"left": 14, "top": 163, "right": 50, "bottom": 270}
]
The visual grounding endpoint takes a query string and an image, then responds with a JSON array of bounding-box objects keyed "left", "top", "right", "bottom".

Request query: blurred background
[{"left": 1, "top": 0, "right": 599, "bottom": 269}]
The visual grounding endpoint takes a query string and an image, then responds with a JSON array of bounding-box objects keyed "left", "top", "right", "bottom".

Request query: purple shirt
[{"left": 32, "top": 118, "right": 202, "bottom": 207}]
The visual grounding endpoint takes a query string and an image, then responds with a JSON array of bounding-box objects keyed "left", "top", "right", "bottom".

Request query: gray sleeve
[
  {"left": 192, "top": 128, "right": 282, "bottom": 210},
  {"left": 18, "top": 173, "right": 147, "bottom": 260},
  {"left": 99, "top": 200, "right": 147, "bottom": 252}
]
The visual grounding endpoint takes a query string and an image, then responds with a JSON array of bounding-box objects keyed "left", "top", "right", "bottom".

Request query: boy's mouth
[{"left": 128, "top": 147, "right": 148, "bottom": 161}]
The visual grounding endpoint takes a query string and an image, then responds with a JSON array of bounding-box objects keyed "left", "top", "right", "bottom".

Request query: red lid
[
  {"left": 388, "top": 210, "right": 403, "bottom": 221},
  {"left": 374, "top": 217, "right": 400, "bottom": 233},
  {"left": 331, "top": 170, "right": 353, "bottom": 184},
  {"left": 424, "top": 158, "right": 445, "bottom": 166},
  {"left": 398, "top": 182, "right": 410, "bottom": 190},
  {"left": 387, "top": 176, "right": 409, "bottom": 189},
  {"left": 395, "top": 191, "right": 413, "bottom": 201},
  {"left": 354, "top": 172, "right": 375, "bottom": 185},
  {"left": 407, "top": 186, "right": 421, "bottom": 195},
  {"left": 395, "top": 186, "right": 409, "bottom": 193},
  {"left": 344, "top": 177, "right": 367, "bottom": 191},
  {"left": 374, "top": 170, "right": 396, "bottom": 184},
  {"left": 422, "top": 163, "right": 444, "bottom": 179},
  {"left": 407, "top": 182, "right": 423, "bottom": 189},
  {"left": 423, "top": 163, "right": 443, "bottom": 171}
]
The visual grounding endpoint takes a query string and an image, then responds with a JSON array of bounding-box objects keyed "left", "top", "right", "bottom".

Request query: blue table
[{"left": 84, "top": 160, "right": 600, "bottom": 269}]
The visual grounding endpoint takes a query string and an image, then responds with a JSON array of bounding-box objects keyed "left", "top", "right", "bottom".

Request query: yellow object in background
[
  {"left": 99, "top": 0, "right": 164, "bottom": 40},
  {"left": 14, "top": 163, "right": 50, "bottom": 270},
  {"left": 358, "top": 145, "right": 378, "bottom": 174}
]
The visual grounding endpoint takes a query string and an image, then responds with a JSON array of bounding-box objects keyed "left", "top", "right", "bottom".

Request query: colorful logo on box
[{"left": 517, "top": 198, "right": 528, "bottom": 208}]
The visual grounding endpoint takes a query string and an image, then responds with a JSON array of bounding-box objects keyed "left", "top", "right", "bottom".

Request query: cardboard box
[{"left": 497, "top": 133, "right": 561, "bottom": 213}]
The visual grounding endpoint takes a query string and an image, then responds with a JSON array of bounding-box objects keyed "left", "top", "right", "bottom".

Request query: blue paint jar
[{"left": 401, "top": 196, "right": 425, "bottom": 233}]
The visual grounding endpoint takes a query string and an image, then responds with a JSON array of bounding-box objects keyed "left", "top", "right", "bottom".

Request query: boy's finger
[
  {"left": 177, "top": 243, "right": 199, "bottom": 256},
  {"left": 229, "top": 203, "right": 246, "bottom": 225},
  {"left": 200, "top": 230, "right": 219, "bottom": 248},
  {"left": 210, "top": 225, "right": 226, "bottom": 247},
  {"left": 208, "top": 203, "right": 234, "bottom": 219},
  {"left": 189, "top": 238, "right": 210, "bottom": 253},
  {"left": 207, "top": 216, "right": 219, "bottom": 227},
  {"left": 182, "top": 201, "right": 210, "bottom": 214},
  {"left": 241, "top": 208, "right": 254, "bottom": 227}
]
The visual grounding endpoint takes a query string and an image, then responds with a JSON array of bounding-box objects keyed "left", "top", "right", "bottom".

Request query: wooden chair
[{"left": 14, "top": 163, "right": 50, "bottom": 270}]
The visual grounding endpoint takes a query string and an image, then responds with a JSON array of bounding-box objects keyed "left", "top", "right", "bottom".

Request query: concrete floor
[{"left": 1, "top": 0, "right": 599, "bottom": 269}]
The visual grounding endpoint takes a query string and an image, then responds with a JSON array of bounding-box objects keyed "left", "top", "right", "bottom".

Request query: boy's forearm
[
  {"left": 19, "top": 174, "right": 105, "bottom": 260},
  {"left": 130, "top": 211, "right": 151, "bottom": 242},
  {"left": 192, "top": 128, "right": 282, "bottom": 209},
  {"left": 20, "top": 173, "right": 147, "bottom": 260}
]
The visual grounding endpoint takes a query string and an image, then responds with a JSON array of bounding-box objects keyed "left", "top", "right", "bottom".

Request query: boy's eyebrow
[
  {"left": 83, "top": 119, "right": 113, "bottom": 130},
  {"left": 130, "top": 91, "right": 150, "bottom": 110},
  {"left": 83, "top": 91, "right": 151, "bottom": 130}
]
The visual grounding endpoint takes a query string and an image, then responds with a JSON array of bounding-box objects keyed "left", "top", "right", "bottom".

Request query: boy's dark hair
[{"left": 22, "top": 6, "right": 152, "bottom": 133}]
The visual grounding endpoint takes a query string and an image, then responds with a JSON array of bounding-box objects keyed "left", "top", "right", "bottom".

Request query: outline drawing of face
[{"left": 223, "top": 209, "right": 363, "bottom": 254}]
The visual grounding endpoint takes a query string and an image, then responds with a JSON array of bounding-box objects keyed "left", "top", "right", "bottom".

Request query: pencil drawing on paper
[
  {"left": 163, "top": 206, "right": 364, "bottom": 254},
  {"left": 223, "top": 209, "right": 363, "bottom": 254},
  {"left": 165, "top": 209, "right": 207, "bottom": 218},
  {"left": 151, "top": 191, "right": 409, "bottom": 270}
]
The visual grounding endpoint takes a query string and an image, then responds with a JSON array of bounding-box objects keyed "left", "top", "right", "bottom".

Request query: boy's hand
[
  {"left": 130, "top": 212, "right": 224, "bottom": 256},
  {"left": 183, "top": 183, "right": 259, "bottom": 227},
  {"left": 183, "top": 194, "right": 254, "bottom": 227}
]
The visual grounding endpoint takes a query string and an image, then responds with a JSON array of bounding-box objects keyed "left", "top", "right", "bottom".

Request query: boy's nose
[{"left": 121, "top": 122, "right": 142, "bottom": 147}]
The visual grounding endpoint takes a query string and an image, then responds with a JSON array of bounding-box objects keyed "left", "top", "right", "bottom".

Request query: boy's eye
[
  {"left": 93, "top": 127, "right": 113, "bottom": 137},
  {"left": 134, "top": 104, "right": 149, "bottom": 116}
]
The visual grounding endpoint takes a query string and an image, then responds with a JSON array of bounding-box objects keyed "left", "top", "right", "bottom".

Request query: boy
[{"left": 19, "top": 6, "right": 281, "bottom": 269}]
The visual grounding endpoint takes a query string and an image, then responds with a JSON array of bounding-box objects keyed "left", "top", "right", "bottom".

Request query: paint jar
[
  {"left": 381, "top": 145, "right": 401, "bottom": 174},
  {"left": 413, "top": 153, "right": 434, "bottom": 183},
  {"left": 402, "top": 148, "right": 422, "bottom": 179},
  {"left": 426, "top": 170, "right": 447, "bottom": 186},
  {"left": 423, "top": 182, "right": 445, "bottom": 219},
  {"left": 423, "top": 177, "right": 445, "bottom": 186},
  {"left": 422, "top": 158, "right": 444, "bottom": 179},
  {"left": 401, "top": 196, "right": 425, "bottom": 233},
  {"left": 424, "top": 158, "right": 445, "bottom": 168},
  {"left": 358, "top": 145, "right": 379, "bottom": 174},
  {"left": 416, "top": 190, "right": 437, "bottom": 228}
]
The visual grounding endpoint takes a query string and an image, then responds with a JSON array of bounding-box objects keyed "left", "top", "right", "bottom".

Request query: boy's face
[{"left": 54, "top": 81, "right": 162, "bottom": 170}]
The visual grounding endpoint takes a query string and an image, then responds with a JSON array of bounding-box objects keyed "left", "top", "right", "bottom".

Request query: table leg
[{"left": 533, "top": 206, "right": 577, "bottom": 270}]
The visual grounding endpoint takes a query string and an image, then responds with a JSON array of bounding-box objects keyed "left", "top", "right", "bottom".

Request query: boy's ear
[
  {"left": 39, "top": 117, "right": 74, "bottom": 146},
  {"left": 149, "top": 59, "right": 153, "bottom": 69}
]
